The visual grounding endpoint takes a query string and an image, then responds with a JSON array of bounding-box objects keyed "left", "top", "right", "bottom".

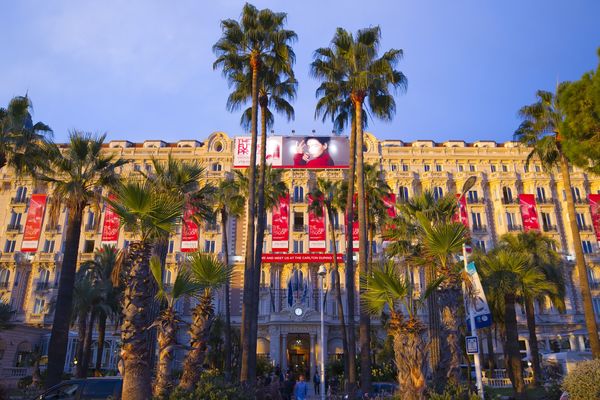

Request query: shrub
[
  {"left": 168, "top": 370, "right": 253, "bottom": 400},
  {"left": 561, "top": 359, "right": 600, "bottom": 400}
]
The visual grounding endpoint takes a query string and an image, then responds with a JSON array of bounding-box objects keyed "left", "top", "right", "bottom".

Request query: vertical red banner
[
  {"left": 453, "top": 194, "right": 469, "bottom": 228},
  {"left": 519, "top": 194, "right": 540, "bottom": 231},
  {"left": 382, "top": 193, "right": 397, "bottom": 242},
  {"left": 271, "top": 194, "right": 290, "bottom": 252},
  {"left": 589, "top": 194, "right": 600, "bottom": 241},
  {"left": 101, "top": 194, "right": 120, "bottom": 246},
  {"left": 308, "top": 194, "right": 326, "bottom": 252},
  {"left": 21, "top": 194, "right": 48, "bottom": 252},
  {"left": 181, "top": 203, "right": 199, "bottom": 252}
]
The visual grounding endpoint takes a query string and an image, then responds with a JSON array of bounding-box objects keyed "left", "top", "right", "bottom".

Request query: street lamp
[
  {"left": 459, "top": 176, "right": 484, "bottom": 399},
  {"left": 317, "top": 264, "right": 327, "bottom": 400}
]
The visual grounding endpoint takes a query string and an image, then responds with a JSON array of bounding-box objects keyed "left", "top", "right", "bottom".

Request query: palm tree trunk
[
  {"left": 75, "top": 311, "right": 88, "bottom": 378},
  {"left": 221, "top": 209, "right": 233, "bottom": 378},
  {"left": 81, "top": 308, "right": 97, "bottom": 377},
  {"left": 179, "top": 292, "right": 215, "bottom": 391},
  {"left": 391, "top": 315, "right": 427, "bottom": 400},
  {"left": 121, "top": 241, "right": 153, "bottom": 400},
  {"left": 240, "top": 52, "right": 259, "bottom": 386},
  {"left": 353, "top": 96, "right": 372, "bottom": 393},
  {"left": 327, "top": 207, "right": 349, "bottom": 377},
  {"left": 559, "top": 154, "right": 600, "bottom": 357},
  {"left": 95, "top": 313, "right": 107, "bottom": 373},
  {"left": 504, "top": 293, "right": 528, "bottom": 400},
  {"left": 252, "top": 99, "right": 269, "bottom": 380},
  {"left": 148, "top": 238, "right": 168, "bottom": 371},
  {"left": 427, "top": 263, "right": 442, "bottom": 388},
  {"left": 439, "top": 288, "right": 463, "bottom": 385},
  {"left": 344, "top": 119, "right": 358, "bottom": 394},
  {"left": 153, "top": 309, "right": 178, "bottom": 399},
  {"left": 524, "top": 297, "right": 541, "bottom": 386},
  {"left": 47, "top": 205, "right": 84, "bottom": 388},
  {"left": 486, "top": 327, "right": 496, "bottom": 375}
]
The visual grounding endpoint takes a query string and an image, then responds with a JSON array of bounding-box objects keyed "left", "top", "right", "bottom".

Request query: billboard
[
  {"left": 234, "top": 135, "right": 349, "bottom": 168},
  {"left": 308, "top": 194, "right": 326, "bottom": 252},
  {"left": 271, "top": 194, "right": 290, "bottom": 252},
  {"left": 21, "top": 194, "right": 48, "bottom": 252},
  {"left": 519, "top": 194, "right": 540, "bottom": 231},
  {"left": 101, "top": 194, "right": 120, "bottom": 246},
  {"left": 181, "top": 203, "right": 199, "bottom": 252},
  {"left": 382, "top": 193, "right": 397, "bottom": 242},
  {"left": 453, "top": 194, "right": 469, "bottom": 228},
  {"left": 589, "top": 194, "right": 600, "bottom": 241},
  {"left": 262, "top": 253, "right": 344, "bottom": 263}
]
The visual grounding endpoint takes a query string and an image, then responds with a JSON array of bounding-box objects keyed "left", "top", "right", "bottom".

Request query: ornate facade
[{"left": 0, "top": 131, "right": 599, "bottom": 379}]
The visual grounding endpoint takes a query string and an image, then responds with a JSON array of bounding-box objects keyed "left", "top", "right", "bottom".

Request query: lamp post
[
  {"left": 459, "top": 176, "right": 484, "bottom": 399},
  {"left": 317, "top": 264, "right": 327, "bottom": 400}
]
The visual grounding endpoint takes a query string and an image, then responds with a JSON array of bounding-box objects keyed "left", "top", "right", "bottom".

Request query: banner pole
[{"left": 463, "top": 244, "right": 484, "bottom": 399}]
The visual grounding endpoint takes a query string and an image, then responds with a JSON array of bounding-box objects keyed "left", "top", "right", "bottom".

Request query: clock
[{"left": 294, "top": 307, "right": 303, "bottom": 317}]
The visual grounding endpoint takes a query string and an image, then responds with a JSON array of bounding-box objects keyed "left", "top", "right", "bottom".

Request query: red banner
[
  {"left": 589, "top": 194, "right": 600, "bottom": 241},
  {"left": 519, "top": 194, "right": 540, "bottom": 231},
  {"left": 308, "top": 194, "right": 326, "bottom": 252},
  {"left": 453, "top": 194, "right": 469, "bottom": 228},
  {"left": 262, "top": 253, "right": 344, "bottom": 263},
  {"left": 271, "top": 194, "right": 290, "bottom": 252},
  {"left": 382, "top": 193, "right": 397, "bottom": 241},
  {"left": 21, "top": 194, "right": 47, "bottom": 252},
  {"left": 101, "top": 194, "right": 120, "bottom": 246},
  {"left": 181, "top": 203, "right": 199, "bottom": 252}
]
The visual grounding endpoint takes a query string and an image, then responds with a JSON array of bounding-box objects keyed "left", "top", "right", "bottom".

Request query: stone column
[
  {"left": 569, "top": 334, "right": 577, "bottom": 351},
  {"left": 281, "top": 333, "right": 288, "bottom": 371},
  {"left": 578, "top": 334, "right": 586, "bottom": 351},
  {"left": 310, "top": 333, "right": 317, "bottom": 376},
  {"left": 269, "top": 326, "right": 280, "bottom": 368}
]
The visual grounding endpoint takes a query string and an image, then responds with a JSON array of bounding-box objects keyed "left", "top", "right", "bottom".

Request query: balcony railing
[
  {"left": 574, "top": 198, "right": 588, "bottom": 205},
  {"left": 293, "top": 225, "right": 306, "bottom": 232},
  {"left": 536, "top": 198, "right": 554, "bottom": 204},
  {"left": 590, "top": 281, "right": 600, "bottom": 290},
  {"left": 84, "top": 223, "right": 96, "bottom": 232},
  {"left": 507, "top": 224, "right": 523, "bottom": 232},
  {"left": 292, "top": 197, "right": 304, "bottom": 204},
  {"left": 6, "top": 224, "right": 22, "bottom": 233},
  {"left": 472, "top": 225, "right": 488, "bottom": 233},
  {"left": 35, "top": 282, "right": 50, "bottom": 291},
  {"left": 467, "top": 198, "right": 485, "bottom": 204},
  {"left": 45, "top": 224, "right": 61, "bottom": 233},
  {"left": 10, "top": 197, "right": 29, "bottom": 205},
  {"left": 579, "top": 225, "right": 594, "bottom": 232},
  {"left": 204, "top": 224, "right": 221, "bottom": 233},
  {"left": 0, "top": 281, "right": 9, "bottom": 290},
  {"left": 543, "top": 225, "right": 558, "bottom": 232},
  {"left": 501, "top": 198, "right": 519, "bottom": 205}
]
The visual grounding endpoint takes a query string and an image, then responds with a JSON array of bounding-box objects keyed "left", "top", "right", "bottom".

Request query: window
[
  {"left": 0, "top": 269, "right": 9, "bottom": 286},
  {"left": 490, "top": 165, "right": 497, "bottom": 173},
  {"left": 329, "top": 240, "right": 339, "bottom": 253},
  {"left": 572, "top": 187, "right": 582, "bottom": 202},
  {"left": 502, "top": 187, "right": 513, "bottom": 203},
  {"left": 501, "top": 164, "right": 508, "bottom": 172},
  {"left": 474, "top": 240, "right": 486, "bottom": 251},
  {"left": 168, "top": 240, "right": 174, "bottom": 253},
  {"left": 204, "top": 240, "right": 216, "bottom": 253},
  {"left": 133, "top": 164, "right": 141, "bottom": 172},
  {"left": 435, "top": 164, "right": 443, "bottom": 172},
  {"left": 165, "top": 269, "right": 172, "bottom": 285},
  {"left": 523, "top": 165, "right": 529, "bottom": 173},
  {"left": 582, "top": 241, "right": 593, "bottom": 254},
  {"left": 541, "top": 212, "right": 552, "bottom": 231},
  {"left": 42, "top": 240, "right": 55, "bottom": 253},
  {"left": 535, "top": 165, "right": 541, "bottom": 172},
  {"left": 39, "top": 269, "right": 50, "bottom": 284},
  {"left": 293, "top": 212, "right": 304, "bottom": 230},
  {"left": 15, "top": 186, "right": 27, "bottom": 202},
  {"left": 398, "top": 186, "right": 409, "bottom": 202},
  {"left": 4, "top": 240, "right": 16, "bottom": 253},
  {"left": 458, "top": 165, "right": 464, "bottom": 172},
  {"left": 33, "top": 298, "right": 45, "bottom": 314},
  {"left": 293, "top": 186, "right": 304, "bottom": 203},
  {"left": 594, "top": 298, "right": 600, "bottom": 315},
  {"left": 9, "top": 211, "right": 22, "bottom": 228},
  {"left": 332, "top": 213, "right": 340, "bottom": 229},
  {"left": 402, "top": 164, "right": 409, "bottom": 172},
  {"left": 212, "top": 163, "right": 222, "bottom": 172},
  {"left": 506, "top": 212, "right": 517, "bottom": 229},
  {"left": 83, "top": 240, "right": 95, "bottom": 253},
  {"left": 536, "top": 187, "right": 547, "bottom": 202},
  {"left": 293, "top": 240, "right": 304, "bottom": 253},
  {"left": 85, "top": 211, "right": 95, "bottom": 230},
  {"left": 467, "top": 190, "right": 478, "bottom": 203},
  {"left": 469, "top": 165, "right": 476, "bottom": 172},
  {"left": 471, "top": 212, "right": 482, "bottom": 230},
  {"left": 123, "top": 240, "right": 130, "bottom": 249},
  {"left": 576, "top": 213, "right": 586, "bottom": 229},
  {"left": 433, "top": 187, "right": 443, "bottom": 201},
  {"left": 390, "top": 164, "right": 397, "bottom": 172},
  {"left": 424, "top": 164, "right": 430, "bottom": 172},
  {"left": 371, "top": 241, "right": 377, "bottom": 255}
]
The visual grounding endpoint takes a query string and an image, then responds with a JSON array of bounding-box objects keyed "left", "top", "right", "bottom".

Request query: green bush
[
  {"left": 168, "top": 370, "right": 253, "bottom": 400},
  {"left": 561, "top": 359, "right": 600, "bottom": 400},
  {"left": 427, "top": 383, "right": 479, "bottom": 400}
]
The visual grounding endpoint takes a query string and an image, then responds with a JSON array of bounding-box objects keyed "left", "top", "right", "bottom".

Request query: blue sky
[{"left": 1, "top": 1, "right": 599, "bottom": 143}]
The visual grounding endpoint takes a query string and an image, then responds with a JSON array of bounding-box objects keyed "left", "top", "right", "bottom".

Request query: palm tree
[
  {"left": 363, "top": 163, "right": 392, "bottom": 266},
  {"left": 179, "top": 253, "right": 233, "bottom": 392},
  {"left": 71, "top": 273, "right": 99, "bottom": 378},
  {"left": 0, "top": 95, "right": 52, "bottom": 174},
  {"left": 149, "top": 256, "right": 200, "bottom": 399},
  {"left": 362, "top": 261, "right": 441, "bottom": 400},
  {"left": 108, "top": 181, "right": 184, "bottom": 400},
  {"left": 479, "top": 249, "right": 555, "bottom": 400},
  {"left": 0, "top": 301, "right": 15, "bottom": 331},
  {"left": 213, "top": 4, "right": 296, "bottom": 384},
  {"left": 308, "top": 178, "right": 349, "bottom": 371},
  {"left": 39, "top": 132, "right": 126, "bottom": 388},
  {"left": 211, "top": 177, "right": 244, "bottom": 377},
  {"left": 498, "top": 232, "right": 565, "bottom": 385},
  {"left": 311, "top": 26, "right": 407, "bottom": 391},
  {"left": 79, "top": 245, "right": 121, "bottom": 374},
  {"left": 515, "top": 88, "right": 600, "bottom": 357}
]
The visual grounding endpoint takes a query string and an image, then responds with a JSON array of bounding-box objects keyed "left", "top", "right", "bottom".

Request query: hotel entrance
[{"left": 287, "top": 333, "right": 310, "bottom": 378}]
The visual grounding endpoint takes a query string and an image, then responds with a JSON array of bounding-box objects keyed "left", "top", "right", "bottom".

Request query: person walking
[
  {"left": 294, "top": 374, "right": 308, "bottom": 400},
  {"left": 282, "top": 373, "right": 295, "bottom": 400},
  {"left": 313, "top": 369, "right": 321, "bottom": 395}
]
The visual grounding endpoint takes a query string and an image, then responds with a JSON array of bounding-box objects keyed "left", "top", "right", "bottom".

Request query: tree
[
  {"left": 362, "top": 261, "right": 441, "bottom": 400},
  {"left": 363, "top": 163, "right": 392, "bottom": 267},
  {"left": 39, "top": 132, "right": 126, "bottom": 388},
  {"left": 515, "top": 89, "right": 600, "bottom": 357},
  {"left": 178, "top": 253, "right": 233, "bottom": 392},
  {"left": 213, "top": 4, "right": 296, "bottom": 384},
  {"left": 71, "top": 272, "right": 99, "bottom": 378},
  {"left": 108, "top": 181, "right": 184, "bottom": 400},
  {"left": 0, "top": 301, "right": 15, "bottom": 331},
  {"left": 149, "top": 256, "right": 200, "bottom": 399},
  {"left": 311, "top": 26, "right": 407, "bottom": 392},
  {"left": 79, "top": 245, "right": 121, "bottom": 374},
  {"left": 0, "top": 95, "right": 52, "bottom": 175},
  {"left": 498, "top": 232, "right": 565, "bottom": 386},
  {"left": 211, "top": 177, "right": 244, "bottom": 377},
  {"left": 558, "top": 48, "right": 600, "bottom": 174}
]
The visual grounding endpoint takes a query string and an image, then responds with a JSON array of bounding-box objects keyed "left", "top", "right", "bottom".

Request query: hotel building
[{"left": 0, "top": 131, "right": 599, "bottom": 382}]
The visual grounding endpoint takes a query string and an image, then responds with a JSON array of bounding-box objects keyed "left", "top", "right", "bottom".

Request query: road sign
[{"left": 466, "top": 336, "right": 479, "bottom": 354}]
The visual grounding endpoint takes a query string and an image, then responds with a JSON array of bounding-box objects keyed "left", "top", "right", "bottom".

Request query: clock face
[{"left": 294, "top": 307, "right": 303, "bottom": 316}]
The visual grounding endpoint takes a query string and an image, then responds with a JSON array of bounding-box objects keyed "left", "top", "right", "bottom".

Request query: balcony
[
  {"left": 579, "top": 225, "right": 594, "bottom": 232},
  {"left": 0, "top": 281, "right": 9, "bottom": 290},
  {"left": 45, "top": 224, "right": 61, "bottom": 234},
  {"left": 84, "top": 223, "right": 96, "bottom": 232},
  {"left": 35, "top": 281, "right": 51, "bottom": 291},
  {"left": 536, "top": 198, "right": 554, "bottom": 204},
  {"left": 10, "top": 197, "right": 29, "bottom": 205},
  {"left": 507, "top": 225, "right": 523, "bottom": 232},
  {"left": 467, "top": 198, "right": 486, "bottom": 205},
  {"left": 501, "top": 198, "right": 519, "bottom": 205},
  {"left": 543, "top": 225, "right": 558, "bottom": 233},
  {"left": 37, "top": 252, "right": 60, "bottom": 263},
  {"left": 590, "top": 281, "right": 600, "bottom": 291},
  {"left": 574, "top": 198, "right": 588, "bottom": 205},
  {"left": 292, "top": 197, "right": 305, "bottom": 204},
  {"left": 6, "top": 224, "right": 22, "bottom": 233},
  {"left": 204, "top": 223, "right": 221, "bottom": 233},
  {"left": 292, "top": 225, "right": 306, "bottom": 233},
  {"left": 472, "top": 225, "right": 488, "bottom": 234}
]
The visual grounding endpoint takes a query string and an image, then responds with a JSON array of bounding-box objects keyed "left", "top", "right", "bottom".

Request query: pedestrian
[
  {"left": 294, "top": 374, "right": 308, "bottom": 400},
  {"left": 313, "top": 369, "right": 321, "bottom": 395},
  {"left": 282, "top": 373, "right": 295, "bottom": 400}
]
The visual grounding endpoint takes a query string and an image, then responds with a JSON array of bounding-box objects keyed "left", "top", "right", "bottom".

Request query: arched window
[
  {"left": 433, "top": 186, "right": 443, "bottom": 201},
  {"left": 293, "top": 186, "right": 304, "bottom": 203},
  {"left": 398, "top": 186, "right": 409, "bottom": 202},
  {"left": 572, "top": 187, "right": 582, "bottom": 202},
  {"left": 212, "top": 163, "right": 222, "bottom": 172},
  {"left": 502, "top": 187, "right": 513, "bottom": 203}
]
